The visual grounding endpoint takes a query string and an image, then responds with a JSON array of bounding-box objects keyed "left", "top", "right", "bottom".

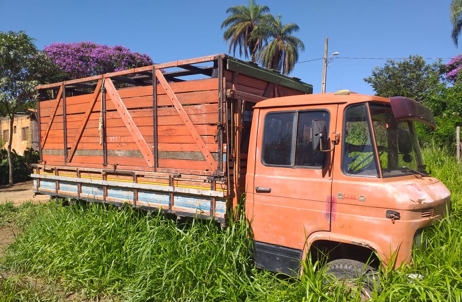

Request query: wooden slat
[
  {"left": 41, "top": 85, "right": 63, "bottom": 150},
  {"left": 157, "top": 103, "right": 218, "bottom": 116},
  {"left": 68, "top": 79, "right": 103, "bottom": 162},
  {"left": 158, "top": 135, "right": 217, "bottom": 144},
  {"left": 158, "top": 158, "right": 214, "bottom": 171},
  {"left": 157, "top": 113, "right": 218, "bottom": 126},
  {"left": 104, "top": 78, "right": 155, "bottom": 167},
  {"left": 155, "top": 69, "right": 216, "bottom": 170},
  {"left": 158, "top": 143, "right": 219, "bottom": 152}
]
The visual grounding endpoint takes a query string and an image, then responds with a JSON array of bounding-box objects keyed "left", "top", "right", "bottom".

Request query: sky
[{"left": 0, "top": 0, "right": 459, "bottom": 95}]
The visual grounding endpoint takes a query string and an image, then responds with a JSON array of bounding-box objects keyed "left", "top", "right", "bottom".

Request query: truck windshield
[{"left": 343, "top": 103, "right": 425, "bottom": 177}]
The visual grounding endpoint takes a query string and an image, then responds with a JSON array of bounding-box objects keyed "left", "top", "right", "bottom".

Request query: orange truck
[{"left": 32, "top": 54, "right": 450, "bottom": 290}]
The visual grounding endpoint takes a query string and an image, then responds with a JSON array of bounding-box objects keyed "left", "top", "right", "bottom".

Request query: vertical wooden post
[
  {"left": 457, "top": 126, "right": 460, "bottom": 162},
  {"left": 152, "top": 67, "right": 158, "bottom": 171},
  {"left": 101, "top": 78, "right": 107, "bottom": 166},
  {"left": 62, "top": 84, "right": 68, "bottom": 163}
]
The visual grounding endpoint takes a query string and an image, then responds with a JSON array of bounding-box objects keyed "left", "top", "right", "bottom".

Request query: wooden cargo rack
[{"left": 33, "top": 53, "right": 313, "bottom": 222}]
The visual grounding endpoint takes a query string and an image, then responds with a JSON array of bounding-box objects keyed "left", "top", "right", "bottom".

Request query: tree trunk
[{"left": 7, "top": 115, "right": 14, "bottom": 186}]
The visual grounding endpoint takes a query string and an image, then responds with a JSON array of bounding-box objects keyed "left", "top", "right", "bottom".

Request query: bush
[{"left": 0, "top": 148, "right": 40, "bottom": 185}]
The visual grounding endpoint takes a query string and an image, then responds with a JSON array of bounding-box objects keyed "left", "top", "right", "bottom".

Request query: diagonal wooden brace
[
  {"left": 67, "top": 79, "right": 103, "bottom": 162},
  {"left": 41, "top": 85, "right": 63, "bottom": 150},
  {"left": 155, "top": 69, "right": 216, "bottom": 169},
  {"left": 104, "top": 78, "right": 155, "bottom": 167}
]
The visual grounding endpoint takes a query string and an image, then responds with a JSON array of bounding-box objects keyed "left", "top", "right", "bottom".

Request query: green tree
[
  {"left": 221, "top": 0, "right": 270, "bottom": 62},
  {"left": 416, "top": 80, "right": 462, "bottom": 149},
  {"left": 256, "top": 14, "right": 305, "bottom": 75},
  {"left": 0, "top": 31, "right": 56, "bottom": 185},
  {"left": 364, "top": 55, "right": 444, "bottom": 100},
  {"left": 451, "top": 0, "right": 462, "bottom": 46}
]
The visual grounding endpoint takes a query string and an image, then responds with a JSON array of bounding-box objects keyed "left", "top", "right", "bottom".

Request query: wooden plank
[
  {"left": 41, "top": 154, "right": 65, "bottom": 163},
  {"left": 104, "top": 78, "right": 155, "bottom": 167},
  {"left": 65, "top": 99, "right": 102, "bottom": 115},
  {"left": 106, "top": 156, "right": 150, "bottom": 167},
  {"left": 156, "top": 90, "right": 218, "bottom": 107},
  {"left": 158, "top": 158, "right": 215, "bottom": 171},
  {"left": 157, "top": 103, "right": 218, "bottom": 116},
  {"left": 157, "top": 113, "right": 218, "bottom": 126},
  {"left": 68, "top": 80, "right": 103, "bottom": 162},
  {"left": 158, "top": 135, "right": 217, "bottom": 144},
  {"left": 39, "top": 99, "right": 59, "bottom": 113},
  {"left": 41, "top": 85, "right": 63, "bottom": 150},
  {"left": 158, "top": 143, "right": 219, "bottom": 152},
  {"left": 235, "top": 72, "right": 270, "bottom": 90},
  {"left": 156, "top": 69, "right": 216, "bottom": 170},
  {"left": 103, "top": 91, "right": 219, "bottom": 110},
  {"left": 114, "top": 78, "right": 219, "bottom": 99},
  {"left": 157, "top": 125, "right": 217, "bottom": 136}
]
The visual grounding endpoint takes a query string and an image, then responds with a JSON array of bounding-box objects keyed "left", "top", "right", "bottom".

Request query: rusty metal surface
[{"left": 104, "top": 78, "right": 155, "bottom": 167}]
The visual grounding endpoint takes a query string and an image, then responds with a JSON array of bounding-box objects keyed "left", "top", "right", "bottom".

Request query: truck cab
[{"left": 245, "top": 90, "right": 450, "bottom": 277}]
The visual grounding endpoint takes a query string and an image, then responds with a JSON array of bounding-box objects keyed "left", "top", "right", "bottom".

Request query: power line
[
  {"left": 337, "top": 56, "right": 451, "bottom": 61},
  {"left": 297, "top": 57, "right": 323, "bottom": 63},
  {"left": 297, "top": 56, "right": 452, "bottom": 64}
]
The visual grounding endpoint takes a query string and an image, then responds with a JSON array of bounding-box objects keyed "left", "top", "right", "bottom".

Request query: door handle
[{"left": 255, "top": 186, "right": 271, "bottom": 193}]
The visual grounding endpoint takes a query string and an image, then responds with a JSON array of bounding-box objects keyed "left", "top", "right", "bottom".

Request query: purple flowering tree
[
  {"left": 43, "top": 42, "right": 153, "bottom": 79},
  {"left": 446, "top": 54, "right": 462, "bottom": 82}
]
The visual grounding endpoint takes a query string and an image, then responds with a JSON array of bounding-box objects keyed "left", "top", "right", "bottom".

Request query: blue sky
[{"left": 0, "top": 0, "right": 458, "bottom": 94}]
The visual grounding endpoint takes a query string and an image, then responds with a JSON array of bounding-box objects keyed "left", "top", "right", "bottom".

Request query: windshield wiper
[{"left": 400, "top": 166, "right": 427, "bottom": 177}]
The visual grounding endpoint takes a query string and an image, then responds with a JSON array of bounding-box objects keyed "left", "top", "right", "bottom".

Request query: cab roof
[{"left": 253, "top": 91, "right": 390, "bottom": 109}]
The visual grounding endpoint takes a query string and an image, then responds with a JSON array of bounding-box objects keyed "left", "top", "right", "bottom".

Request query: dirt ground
[{"left": 0, "top": 180, "right": 50, "bottom": 206}]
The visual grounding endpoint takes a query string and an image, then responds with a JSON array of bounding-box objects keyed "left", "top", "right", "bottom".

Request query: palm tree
[
  {"left": 221, "top": 0, "right": 270, "bottom": 62},
  {"left": 256, "top": 14, "right": 305, "bottom": 75},
  {"left": 451, "top": 0, "right": 462, "bottom": 46}
]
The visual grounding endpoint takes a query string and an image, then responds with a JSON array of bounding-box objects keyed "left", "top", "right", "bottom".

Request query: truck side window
[
  {"left": 262, "top": 112, "right": 295, "bottom": 166},
  {"left": 262, "top": 111, "right": 329, "bottom": 168},
  {"left": 295, "top": 111, "right": 329, "bottom": 167},
  {"left": 343, "top": 104, "right": 378, "bottom": 177}
]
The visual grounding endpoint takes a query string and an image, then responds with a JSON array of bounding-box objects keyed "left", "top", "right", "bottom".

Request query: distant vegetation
[
  {"left": 43, "top": 42, "right": 153, "bottom": 80},
  {"left": 0, "top": 148, "right": 39, "bottom": 185}
]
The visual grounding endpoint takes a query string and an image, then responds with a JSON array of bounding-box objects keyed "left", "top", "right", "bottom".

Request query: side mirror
[
  {"left": 398, "top": 129, "right": 413, "bottom": 154},
  {"left": 312, "top": 120, "right": 328, "bottom": 151}
]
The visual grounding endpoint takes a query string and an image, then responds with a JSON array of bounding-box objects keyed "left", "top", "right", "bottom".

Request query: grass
[{"left": 0, "top": 147, "right": 462, "bottom": 301}]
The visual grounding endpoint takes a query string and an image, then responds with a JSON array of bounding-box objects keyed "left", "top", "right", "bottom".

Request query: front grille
[{"left": 421, "top": 208, "right": 434, "bottom": 218}]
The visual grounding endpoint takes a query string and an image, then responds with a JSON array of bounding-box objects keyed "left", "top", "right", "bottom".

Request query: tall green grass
[{"left": 1, "top": 147, "right": 462, "bottom": 301}]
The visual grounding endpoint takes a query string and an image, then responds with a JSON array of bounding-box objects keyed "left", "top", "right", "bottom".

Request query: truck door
[{"left": 249, "top": 105, "right": 337, "bottom": 274}]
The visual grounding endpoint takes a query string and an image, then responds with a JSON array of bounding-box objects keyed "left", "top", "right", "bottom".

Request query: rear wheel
[{"left": 326, "top": 259, "right": 379, "bottom": 301}]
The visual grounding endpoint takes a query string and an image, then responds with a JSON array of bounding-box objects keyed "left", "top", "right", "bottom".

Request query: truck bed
[{"left": 32, "top": 54, "right": 312, "bottom": 222}]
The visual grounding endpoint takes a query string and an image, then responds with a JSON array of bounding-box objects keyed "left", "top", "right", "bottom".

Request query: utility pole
[{"left": 321, "top": 37, "right": 328, "bottom": 93}]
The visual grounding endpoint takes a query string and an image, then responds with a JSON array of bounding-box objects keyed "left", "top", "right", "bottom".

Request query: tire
[{"left": 325, "top": 259, "right": 379, "bottom": 301}]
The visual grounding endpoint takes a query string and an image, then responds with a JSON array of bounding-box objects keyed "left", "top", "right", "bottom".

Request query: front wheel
[{"left": 326, "top": 259, "right": 379, "bottom": 301}]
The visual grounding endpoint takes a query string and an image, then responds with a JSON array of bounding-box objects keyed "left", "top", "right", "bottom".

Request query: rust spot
[{"left": 324, "top": 195, "right": 337, "bottom": 221}]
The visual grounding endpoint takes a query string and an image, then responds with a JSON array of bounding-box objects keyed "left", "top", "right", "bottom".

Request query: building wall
[{"left": 0, "top": 114, "right": 35, "bottom": 155}]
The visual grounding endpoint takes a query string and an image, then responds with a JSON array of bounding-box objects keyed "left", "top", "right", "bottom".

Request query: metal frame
[{"left": 31, "top": 174, "right": 225, "bottom": 198}]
